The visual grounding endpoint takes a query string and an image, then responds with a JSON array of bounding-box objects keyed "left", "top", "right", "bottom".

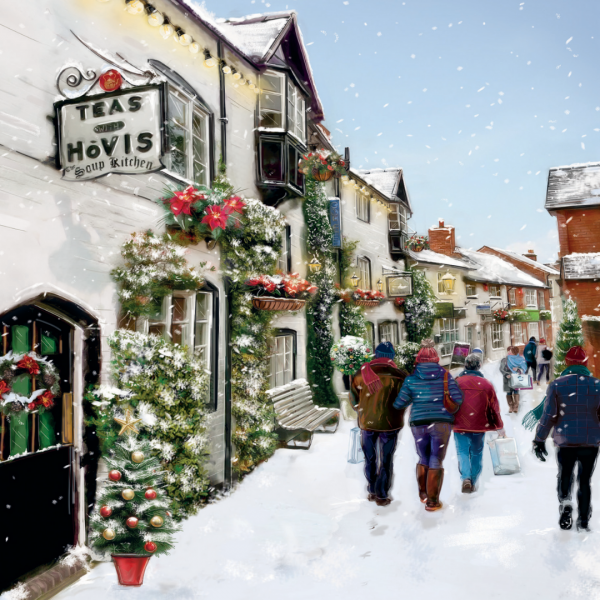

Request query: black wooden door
[{"left": 0, "top": 306, "right": 76, "bottom": 591}]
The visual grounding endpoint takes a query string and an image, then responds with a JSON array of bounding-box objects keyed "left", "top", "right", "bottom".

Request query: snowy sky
[{"left": 207, "top": 0, "right": 600, "bottom": 264}]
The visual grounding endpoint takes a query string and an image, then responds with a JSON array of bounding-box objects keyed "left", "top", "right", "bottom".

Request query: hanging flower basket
[
  {"left": 355, "top": 299, "right": 380, "bottom": 307},
  {"left": 112, "top": 554, "right": 152, "bottom": 587},
  {"left": 540, "top": 310, "right": 551, "bottom": 321},
  {"left": 299, "top": 150, "right": 347, "bottom": 182},
  {"left": 493, "top": 309, "right": 509, "bottom": 323},
  {"left": 394, "top": 297, "right": 406, "bottom": 311},
  {"left": 312, "top": 168, "right": 333, "bottom": 182},
  {"left": 252, "top": 297, "right": 306, "bottom": 311},
  {"left": 405, "top": 235, "right": 430, "bottom": 252}
]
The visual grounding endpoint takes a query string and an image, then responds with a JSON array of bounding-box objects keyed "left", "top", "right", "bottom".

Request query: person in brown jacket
[{"left": 350, "top": 342, "right": 408, "bottom": 506}]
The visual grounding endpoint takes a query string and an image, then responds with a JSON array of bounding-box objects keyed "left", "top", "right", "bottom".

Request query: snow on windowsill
[{"left": 582, "top": 315, "right": 600, "bottom": 321}]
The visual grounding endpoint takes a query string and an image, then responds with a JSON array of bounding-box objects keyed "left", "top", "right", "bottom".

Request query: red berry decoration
[
  {"left": 144, "top": 489, "right": 157, "bottom": 500},
  {"left": 144, "top": 541, "right": 157, "bottom": 553},
  {"left": 126, "top": 516, "right": 139, "bottom": 529},
  {"left": 100, "top": 505, "right": 112, "bottom": 518},
  {"left": 108, "top": 470, "right": 122, "bottom": 482}
]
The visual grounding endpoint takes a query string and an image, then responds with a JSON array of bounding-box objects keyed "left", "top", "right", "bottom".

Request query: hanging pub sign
[
  {"left": 54, "top": 83, "right": 167, "bottom": 181},
  {"left": 382, "top": 267, "right": 413, "bottom": 297},
  {"left": 329, "top": 198, "right": 342, "bottom": 248}
]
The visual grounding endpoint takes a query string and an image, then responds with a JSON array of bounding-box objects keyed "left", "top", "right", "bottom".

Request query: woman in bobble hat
[{"left": 393, "top": 339, "right": 464, "bottom": 511}]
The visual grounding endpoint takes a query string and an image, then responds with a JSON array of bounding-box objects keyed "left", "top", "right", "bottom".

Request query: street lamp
[
  {"left": 350, "top": 273, "right": 360, "bottom": 288},
  {"left": 376, "top": 279, "right": 384, "bottom": 292},
  {"left": 308, "top": 257, "right": 322, "bottom": 274},
  {"left": 442, "top": 272, "right": 456, "bottom": 293}
]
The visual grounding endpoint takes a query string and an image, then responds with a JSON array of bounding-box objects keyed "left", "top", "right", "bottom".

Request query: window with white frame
[
  {"left": 508, "top": 288, "right": 516, "bottom": 306},
  {"left": 491, "top": 322, "right": 504, "bottom": 349},
  {"left": 466, "top": 326, "right": 474, "bottom": 346},
  {"left": 538, "top": 291, "right": 546, "bottom": 309},
  {"left": 389, "top": 204, "right": 407, "bottom": 232},
  {"left": 356, "top": 191, "right": 370, "bottom": 222},
  {"left": 268, "top": 334, "right": 294, "bottom": 389},
  {"left": 259, "top": 71, "right": 284, "bottom": 128},
  {"left": 287, "top": 80, "right": 306, "bottom": 141},
  {"left": 165, "top": 87, "right": 210, "bottom": 185},
  {"left": 357, "top": 256, "right": 371, "bottom": 290},
  {"left": 529, "top": 322, "right": 539, "bottom": 340},
  {"left": 379, "top": 321, "right": 399, "bottom": 346},
  {"left": 512, "top": 322, "right": 525, "bottom": 345},
  {"left": 466, "top": 283, "right": 477, "bottom": 297},
  {"left": 525, "top": 289, "right": 537, "bottom": 307},
  {"left": 437, "top": 273, "right": 446, "bottom": 294},
  {"left": 277, "top": 225, "right": 292, "bottom": 273},
  {"left": 365, "top": 322, "right": 375, "bottom": 350},
  {"left": 439, "top": 318, "right": 459, "bottom": 357},
  {"left": 488, "top": 285, "right": 501, "bottom": 298}
]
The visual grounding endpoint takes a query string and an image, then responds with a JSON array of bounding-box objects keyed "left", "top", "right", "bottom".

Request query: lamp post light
[
  {"left": 376, "top": 279, "right": 384, "bottom": 292},
  {"left": 350, "top": 273, "right": 360, "bottom": 288},
  {"left": 442, "top": 272, "right": 456, "bottom": 293},
  {"left": 308, "top": 257, "right": 322, "bottom": 274}
]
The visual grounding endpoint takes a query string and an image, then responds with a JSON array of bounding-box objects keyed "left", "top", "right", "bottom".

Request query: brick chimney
[
  {"left": 523, "top": 248, "right": 537, "bottom": 262},
  {"left": 428, "top": 218, "right": 457, "bottom": 257}
]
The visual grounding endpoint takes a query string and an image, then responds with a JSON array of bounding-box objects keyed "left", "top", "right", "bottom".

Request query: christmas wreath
[
  {"left": 298, "top": 149, "right": 347, "bottom": 180},
  {"left": 0, "top": 352, "right": 60, "bottom": 414}
]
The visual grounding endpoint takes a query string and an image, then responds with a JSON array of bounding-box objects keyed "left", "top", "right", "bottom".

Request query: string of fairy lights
[
  {"left": 341, "top": 176, "right": 393, "bottom": 211},
  {"left": 96, "top": 0, "right": 260, "bottom": 92}
]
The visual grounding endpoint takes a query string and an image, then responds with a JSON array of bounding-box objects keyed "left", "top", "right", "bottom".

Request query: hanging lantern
[
  {"left": 350, "top": 273, "right": 360, "bottom": 288},
  {"left": 146, "top": 7, "right": 164, "bottom": 26},
  {"left": 175, "top": 28, "right": 192, "bottom": 46},
  {"left": 308, "top": 257, "right": 322, "bottom": 274},
  {"left": 203, "top": 49, "right": 217, "bottom": 68},
  {"left": 159, "top": 22, "right": 174, "bottom": 39},
  {"left": 376, "top": 279, "right": 384, "bottom": 292},
  {"left": 125, "top": 0, "right": 144, "bottom": 15},
  {"left": 189, "top": 42, "right": 200, "bottom": 54},
  {"left": 441, "top": 272, "right": 456, "bottom": 293}
]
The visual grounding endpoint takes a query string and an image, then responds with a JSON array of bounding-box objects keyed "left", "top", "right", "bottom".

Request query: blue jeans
[
  {"left": 411, "top": 423, "right": 452, "bottom": 469},
  {"left": 537, "top": 363, "right": 550, "bottom": 383},
  {"left": 454, "top": 431, "right": 486, "bottom": 484},
  {"left": 360, "top": 430, "right": 399, "bottom": 499}
]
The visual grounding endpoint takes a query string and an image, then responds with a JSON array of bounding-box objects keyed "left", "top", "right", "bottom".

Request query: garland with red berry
[{"left": 0, "top": 352, "right": 60, "bottom": 414}]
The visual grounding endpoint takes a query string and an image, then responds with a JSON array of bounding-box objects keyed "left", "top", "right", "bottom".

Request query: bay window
[
  {"left": 287, "top": 80, "right": 306, "bottom": 140},
  {"left": 259, "top": 71, "right": 284, "bottom": 128}
]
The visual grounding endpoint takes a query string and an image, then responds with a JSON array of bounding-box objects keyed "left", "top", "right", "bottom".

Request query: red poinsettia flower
[
  {"left": 27, "top": 402, "right": 37, "bottom": 411},
  {"left": 39, "top": 390, "right": 55, "bottom": 409},
  {"left": 168, "top": 186, "right": 205, "bottom": 216},
  {"left": 17, "top": 355, "right": 40, "bottom": 375},
  {"left": 0, "top": 380, "right": 10, "bottom": 396},
  {"left": 201, "top": 205, "right": 232, "bottom": 231},
  {"left": 224, "top": 196, "right": 246, "bottom": 214}
]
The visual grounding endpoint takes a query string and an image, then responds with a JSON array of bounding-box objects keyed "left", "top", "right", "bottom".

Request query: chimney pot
[
  {"left": 438, "top": 218, "right": 445, "bottom": 228},
  {"left": 528, "top": 249, "right": 534, "bottom": 253}
]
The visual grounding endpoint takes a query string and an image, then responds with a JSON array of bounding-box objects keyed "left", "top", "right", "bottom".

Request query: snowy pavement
[{"left": 49, "top": 362, "right": 600, "bottom": 600}]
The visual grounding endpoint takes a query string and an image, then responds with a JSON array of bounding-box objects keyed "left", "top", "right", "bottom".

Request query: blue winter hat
[
  {"left": 375, "top": 341, "right": 395, "bottom": 359},
  {"left": 472, "top": 347, "right": 483, "bottom": 355}
]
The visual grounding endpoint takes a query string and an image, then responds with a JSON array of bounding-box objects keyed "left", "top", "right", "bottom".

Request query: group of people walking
[{"left": 349, "top": 338, "right": 600, "bottom": 532}]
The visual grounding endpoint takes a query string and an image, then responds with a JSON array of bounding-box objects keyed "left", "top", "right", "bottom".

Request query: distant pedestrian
[
  {"left": 524, "top": 336, "right": 538, "bottom": 382},
  {"left": 533, "top": 346, "right": 600, "bottom": 531},
  {"left": 394, "top": 339, "right": 463, "bottom": 511},
  {"left": 454, "top": 353, "right": 505, "bottom": 493},
  {"left": 536, "top": 338, "right": 553, "bottom": 386},
  {"left": 350, "top": 342, "right": 408, "bottom": 507},
  {"left": 499, "top": 346, "right": 528, "bottom": 413}
]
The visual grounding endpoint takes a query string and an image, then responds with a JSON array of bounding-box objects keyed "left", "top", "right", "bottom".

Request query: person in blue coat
[
  {"left": 533, "top": 346, "right": 600, "bottom": 531},
  {"left": 523, "top": 337, "right": 538, "bottom": 383},
  {"left": 393, "top": 339, "right": 463, "bottom": 511}
]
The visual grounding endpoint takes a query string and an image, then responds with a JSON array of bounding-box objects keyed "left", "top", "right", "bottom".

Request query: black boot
[
  {"left": 559, "top": 505, "right": 573, "bottom": 530},
  {"left": 576, "top": 518, "right": 591, "bottom": 532}
]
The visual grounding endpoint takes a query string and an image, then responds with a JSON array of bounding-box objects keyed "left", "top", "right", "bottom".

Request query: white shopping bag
[
  {"left": 347, "top": 427, "right": 364, "bottom": 464},
  {"left": 488, "top": 436, "right": 521, "bottom": 475},
  {"left": 510, "top": 373, "right": 533, "bottom": 390}
]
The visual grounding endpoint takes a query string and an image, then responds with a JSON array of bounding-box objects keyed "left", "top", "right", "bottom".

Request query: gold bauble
[
  {"left": 102, "top": 528, "right": 116, "bottom": 540},
  {"left": 150, "top": 515, "right": 164, "bottom": 528},
  {"left": 122, "top": 488, "right": 135, "bottom": 501},
  {"left": 131, "top": 451, "right": 144, "bottom": 464}
]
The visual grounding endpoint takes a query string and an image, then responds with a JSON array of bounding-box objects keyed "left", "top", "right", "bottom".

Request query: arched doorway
[{"left": 0, "top": 299, "right": 99, "bottom": 591}]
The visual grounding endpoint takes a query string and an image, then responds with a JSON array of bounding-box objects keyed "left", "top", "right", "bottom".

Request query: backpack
[{"left": 542, "top": 348, "right": 553, "bottom": 360}]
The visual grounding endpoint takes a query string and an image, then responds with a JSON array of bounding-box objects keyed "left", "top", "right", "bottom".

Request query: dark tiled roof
[
  {"left": 545, "top": 162, "right": 600, "bottom": 210},
  {"left": 563, "top": 254, "right": 600, "bottom": 280}
]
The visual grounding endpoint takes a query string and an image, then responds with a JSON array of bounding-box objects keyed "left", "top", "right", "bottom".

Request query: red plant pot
[{"left": 112, "top": 554, "right": 151, "bottom": 586}]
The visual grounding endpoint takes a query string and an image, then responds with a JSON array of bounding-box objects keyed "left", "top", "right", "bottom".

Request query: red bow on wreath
[{"left": 17, "top": 355, "right": 40, "bottom": 375}]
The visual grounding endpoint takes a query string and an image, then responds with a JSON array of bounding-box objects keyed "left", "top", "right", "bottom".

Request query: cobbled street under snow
[{"left": 48, "top": 362, "right": 600, "bottom": 600}]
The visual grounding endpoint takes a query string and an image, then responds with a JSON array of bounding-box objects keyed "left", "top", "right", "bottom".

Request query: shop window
[
  {"left": 491, "top": 322, "right": 504, "bottom": 350},
  {"left": 438, "top": 318, "right": 458, "bottom": 356},
  {"left": 357, "top": 256, "right": 371, "bottom": 290},
  {"left": 508, "top": 288, "right": 516, "bottom": 306},
  {"left": 356, "top": 191, "right": 370, "bottom": 222},
  {"left": 277, "top": 225, "right": 292, "bottom": 273},
  {"left": 379, "top": 321, "right": 399, "bottom": 346},
  {"left": 268, "top": 331, "right": 296, "bottom": 389},
  {"left": 525, "top": 289, "right": 537, "bottom": 307}
]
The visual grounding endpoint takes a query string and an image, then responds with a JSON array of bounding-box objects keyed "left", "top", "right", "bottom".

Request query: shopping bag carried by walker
[
  {"left": 488, "top": 436, "right": 521, "bottom": 475},
  {"left": 510, "top": 372, "right": 533, "bottom": 390},
  {"left": 348, "top": 426, "right": 364, "bottom": 464}
]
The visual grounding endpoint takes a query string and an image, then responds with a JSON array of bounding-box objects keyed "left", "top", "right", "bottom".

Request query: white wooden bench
[{"left": 266, "top": 379, "right": 340, "bottom": 449}]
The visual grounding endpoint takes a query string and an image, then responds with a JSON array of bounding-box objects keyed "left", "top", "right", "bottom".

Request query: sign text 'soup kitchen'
[{"left": 54, "top": 84, "right": 166, "bottom": 181}]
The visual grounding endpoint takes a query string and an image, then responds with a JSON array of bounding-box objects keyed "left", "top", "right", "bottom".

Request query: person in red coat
[{"left": 454, "top": 353, "right": 505, "bottom": 493}]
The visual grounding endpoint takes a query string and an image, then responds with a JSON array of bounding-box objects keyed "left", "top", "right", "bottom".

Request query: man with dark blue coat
[
  {"left": 524, "top": 337, "right": 538, "bottom": 382},
  {"left": 533, "top": 346, "right": 600, "bottom": 531}
]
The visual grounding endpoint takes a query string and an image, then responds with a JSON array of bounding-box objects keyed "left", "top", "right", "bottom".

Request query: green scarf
[{"left": 522, "top": 365, "right": 592, "bottom": 431}]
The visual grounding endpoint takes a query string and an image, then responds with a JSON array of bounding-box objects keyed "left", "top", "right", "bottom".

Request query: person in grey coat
[{"left": 499, "top": 346, "right": 528, "bottom": 413}]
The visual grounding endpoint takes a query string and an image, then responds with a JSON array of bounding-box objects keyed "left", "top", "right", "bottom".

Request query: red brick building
[{"left": 546, "top": 162, "right": 600, "bottom": 374}]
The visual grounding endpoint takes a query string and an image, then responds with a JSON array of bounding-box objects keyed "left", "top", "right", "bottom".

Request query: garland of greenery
[
  {"left": 303, "top": 178, "right": 338, "bottom": 407},
  {"left": 404, "top": 266, "right": 437, "bottom": 343},
  {"left": 338, "top": 238, "right": 367, "bottom": 338},
  {"left": 85, "top": 331, "right": 211, "bottom": 521}
]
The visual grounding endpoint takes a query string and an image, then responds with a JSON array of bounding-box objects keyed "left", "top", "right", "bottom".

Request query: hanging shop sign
[
  {"left": 54, "top": 83, "right": 167, "bottom": 181},
  {"left": 434, "top": 301, "right": 454, "bottom": 318},
  {"left": 382, "top": 267, "right": 413, "bottom": 297},
  {"left": 329, "top": 198, "right": 342, "bottom": 248},
  {"left": 476, "top": 304, "right": 492, "bottom": 315}
]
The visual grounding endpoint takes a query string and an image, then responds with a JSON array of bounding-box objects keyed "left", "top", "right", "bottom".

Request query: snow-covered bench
[{"left": 267, "top": 379, "right": 340, "bottom": 450}]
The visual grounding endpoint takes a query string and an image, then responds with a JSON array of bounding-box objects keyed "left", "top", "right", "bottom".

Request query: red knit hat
[
  {"left": 565, "top": 346, "right": 588, "bottom": 365},
  {"left": 415, "top": 339, "right": 440, "bottom": 364}
]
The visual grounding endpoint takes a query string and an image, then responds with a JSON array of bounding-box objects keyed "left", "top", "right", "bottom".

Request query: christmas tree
[
  {"left": 90, "top": 410, "right": 178, "bottom": 557},
  {"left": 554, "top": 297, "right": 585, "bottom": 378}
]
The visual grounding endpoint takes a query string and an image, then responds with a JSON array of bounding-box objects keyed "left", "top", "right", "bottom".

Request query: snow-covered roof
[
  {"left": 407, "top": 249, "right": 471, "bottom": 269},
  {"left": 487, "top": 247, "right": 560, "bottom": 275},
  {"left": 563, "top": 253, "right": 600, "bottom": 280},
  {"left": 545, "top": 162, "right": 600, "bottom": 210},
  {"left": 459, "top": 248, "right": 546, "bottom": 287},
  {"left": 351, "top": 168, "right": 412, "bottom": 213}
]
